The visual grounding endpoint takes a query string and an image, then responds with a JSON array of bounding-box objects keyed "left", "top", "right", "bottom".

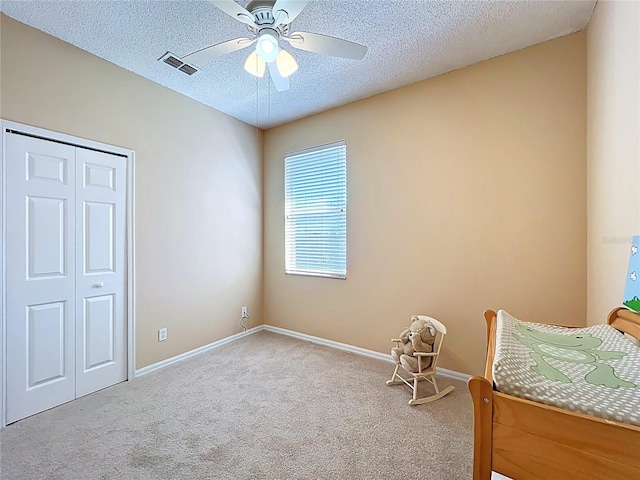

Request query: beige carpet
[{"left": 0, "top": 331, "right": 473, "bottom": 479}]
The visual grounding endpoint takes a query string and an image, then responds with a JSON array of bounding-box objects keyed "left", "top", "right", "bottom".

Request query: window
[{"left": 285, "top": 141, "right": 347, "bottom": 279}]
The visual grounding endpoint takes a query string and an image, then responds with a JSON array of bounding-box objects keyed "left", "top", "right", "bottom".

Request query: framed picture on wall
[{"left": 623, "top": 235, "right": 640, "bottom": 312}]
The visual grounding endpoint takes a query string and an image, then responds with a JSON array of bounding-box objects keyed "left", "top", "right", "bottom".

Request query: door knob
[{"left": 92, "top": 282, "right": 104, "bottom": 288}]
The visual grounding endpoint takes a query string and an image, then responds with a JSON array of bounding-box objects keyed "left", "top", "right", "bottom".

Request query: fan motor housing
[
  {"left": 247, "top": 1, "right": 276, "bottom": 12},
  {"left": 248, "top": 1, "right": 277, "bottom": 25},
  {"left": 245, "top": 1, "right": 290, "bottom": 36}
]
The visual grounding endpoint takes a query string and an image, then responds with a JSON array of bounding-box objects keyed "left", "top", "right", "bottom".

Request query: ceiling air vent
[
  {"left": 178, "top": 64, "right": 198, "bottom": 76},
  {"left": 159, "top": 51, "right": 199, "bottom": 76}
]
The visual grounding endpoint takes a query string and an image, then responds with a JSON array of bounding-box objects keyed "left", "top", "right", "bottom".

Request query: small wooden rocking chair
[{"left": 386, "top": 316, "right": 455, "bottom": 405}]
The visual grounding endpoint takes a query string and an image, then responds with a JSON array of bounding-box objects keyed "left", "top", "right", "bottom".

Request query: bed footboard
[
  {"left": 469, "top": 308, "right": 640, "bottom": 480},
  {"left": 468, "top": 376, "right": 493, "bottom": 480}
]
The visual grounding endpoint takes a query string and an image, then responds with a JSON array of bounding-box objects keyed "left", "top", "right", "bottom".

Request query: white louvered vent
[
  {"left": 178, "top": 64, "right": 198, "bottom": 75},
  {"left": 158, "top": 51, "right": 199, "bottom": 76}
]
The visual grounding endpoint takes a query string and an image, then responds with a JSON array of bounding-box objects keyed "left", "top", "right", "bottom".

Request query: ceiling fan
[{"left": 181, "top": 0, "right": 368, "bottom": 92}]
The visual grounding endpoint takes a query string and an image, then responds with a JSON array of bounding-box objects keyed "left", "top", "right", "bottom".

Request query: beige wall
[
  {"left": 0, "top": 15, "right": 263, "bottom": 368},
  {"left": 586, "top": 0, "right": 640, "bottom": 326},
  {"left": 264, "top": 33, "right": 587, "bottom": 376},
  {"left": 1, "top": 13, "right": 592, "bottom": 377}
]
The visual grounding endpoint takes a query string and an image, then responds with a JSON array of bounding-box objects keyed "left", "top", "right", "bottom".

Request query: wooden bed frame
[{"left": 467, "top": 307, "right": 640, "bottom": 480}]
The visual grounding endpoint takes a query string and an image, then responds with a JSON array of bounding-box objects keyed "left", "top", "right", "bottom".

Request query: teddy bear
[
  {"left": 390, "top": 316, "right": 436, "bottom": 373},
  {"left": 391, "top": 325, "right": 414, "bottom": 364}
]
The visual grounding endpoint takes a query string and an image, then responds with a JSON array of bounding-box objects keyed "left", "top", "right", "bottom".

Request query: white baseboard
[
  {"left": 135, "top": 325, "right": 265, "bottom": 377},
  {"left": 262, "top": 325, "right": 470, "bottom": 382},
  {"left": 135, "top": 323, "right": 470, "bottom": 383}
]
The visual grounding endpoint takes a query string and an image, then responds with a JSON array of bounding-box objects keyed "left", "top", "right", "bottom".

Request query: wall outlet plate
[
  {"left": 241, "top": 306, "right": 249, "bottom": 318},
  {"left": 158, "top": 328, "right": 167, "bottom": 342}
]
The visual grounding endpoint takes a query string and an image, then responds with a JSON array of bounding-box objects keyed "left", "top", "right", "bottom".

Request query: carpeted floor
[{"left": 0, "top": 331, "right": 474, "bottom": 479}]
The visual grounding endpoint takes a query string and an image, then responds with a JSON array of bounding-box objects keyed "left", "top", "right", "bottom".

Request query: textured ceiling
[{"left": 1, "top": 1, "right": 595, "bottom": 129}]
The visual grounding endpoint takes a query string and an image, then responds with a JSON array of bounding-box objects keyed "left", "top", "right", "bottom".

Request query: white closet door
[
  {"left": 75, "top": 148, "right": 127, "bottom": 397},
  {"left": 6, "top": 134, "right": 77, "bottom": 424}
]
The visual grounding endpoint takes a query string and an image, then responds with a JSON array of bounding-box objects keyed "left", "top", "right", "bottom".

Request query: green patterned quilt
[{"left": 493, "top": 310, "right": 640, "bottom": 427}]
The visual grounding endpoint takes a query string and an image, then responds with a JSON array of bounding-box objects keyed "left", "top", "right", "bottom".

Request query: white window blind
[{"left": 285, "top": 141, "right": 347, "bottom": 279}]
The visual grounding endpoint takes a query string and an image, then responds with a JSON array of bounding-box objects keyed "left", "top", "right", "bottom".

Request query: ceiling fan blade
[
  {"left": 208, "top": 0, "right": 256, "bottom": 27},
  {"left": 284, "top": 32, "right": 367, "bottom": 60},
  {"left": 271, "top": 0, "right": 311, "bottom": 28},
  {"left": 268, "top": 61, "right": 290, "bottom": 92},
  {"left": 182, "top": 38, "right": 255, "bottom": 65}
]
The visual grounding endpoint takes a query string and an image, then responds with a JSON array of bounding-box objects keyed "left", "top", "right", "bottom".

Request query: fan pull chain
[{"left": 268, "top": 77, "right": 271, "bottom": 121}]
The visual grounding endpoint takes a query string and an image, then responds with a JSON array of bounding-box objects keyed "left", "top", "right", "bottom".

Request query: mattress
[{"left": 493, "top": 310, "right": 640, "bottom": 427}]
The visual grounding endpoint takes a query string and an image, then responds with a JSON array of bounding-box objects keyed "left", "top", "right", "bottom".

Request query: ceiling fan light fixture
[
  {"left": 256, "top": 30, "right": 279, "bottom": 63},
  {"left": 244, "top": 51, "right": 266, "bottom": 77},
  {"left": 276, "top": 49, "right": 299, "bottom": 78}
]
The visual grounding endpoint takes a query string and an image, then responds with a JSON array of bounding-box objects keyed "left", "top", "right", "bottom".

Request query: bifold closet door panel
[
  {"left": 75, "top": 148, "right": 127, "bottom": 398},
  {"left": 5, "top": 134, "right": 77, "bottom": 424}
]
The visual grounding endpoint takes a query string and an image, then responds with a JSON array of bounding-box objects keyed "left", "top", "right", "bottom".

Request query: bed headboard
[{"left": 607, "top": 307, "right": 640, "bottom": 342}]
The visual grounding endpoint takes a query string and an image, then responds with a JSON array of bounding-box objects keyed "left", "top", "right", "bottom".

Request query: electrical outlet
[
  {"left": 241, "top": 307, "right": 249, "bottom": 319},
  {"left": 158, "top": 328, "right": 167, "bottom": 342}
]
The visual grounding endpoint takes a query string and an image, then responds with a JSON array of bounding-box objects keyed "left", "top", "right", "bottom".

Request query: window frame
[{"left": 284, "top": 140, "right": 347, "bottom": 279}]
